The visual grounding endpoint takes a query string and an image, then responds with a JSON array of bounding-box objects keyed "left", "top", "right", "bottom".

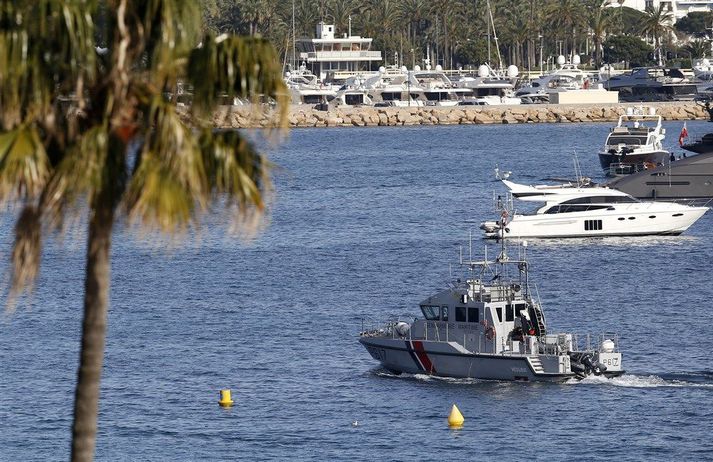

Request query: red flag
[{"left": 679, "top": 122, "right": 688, "bottom": 146}]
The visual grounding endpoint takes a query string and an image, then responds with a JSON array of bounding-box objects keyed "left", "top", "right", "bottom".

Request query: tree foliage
[
  {"left": 1, "top": 1, "right": 287, "bottom": 460},
  {"left": 603, "top": 35, "right": 654, "bottom": 67}
]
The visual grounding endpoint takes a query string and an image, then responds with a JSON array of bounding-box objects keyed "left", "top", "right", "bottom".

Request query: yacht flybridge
[
  {"left": 480, "top": 177, "right": 708, "bottom": 239},
  {"left": 359, "top": 241, "right": 624, "bottom": 382},
  {"left": 598, "top": 107, "right": 669, "bottom": 176}
]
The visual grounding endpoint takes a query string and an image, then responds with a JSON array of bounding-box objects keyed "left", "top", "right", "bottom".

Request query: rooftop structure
[
  {"left": 295, "top": 22, "right": 382, "bottom": 82},
  {"left": 608, "top": 0, "right": 712, "bottom": 22}
]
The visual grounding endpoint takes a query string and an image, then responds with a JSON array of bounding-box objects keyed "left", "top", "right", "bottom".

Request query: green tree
[
  {"left": 603, "top": 34, "right": 653, "bottom": 67},
  {"left": 641, "top": 4, "right": 674, "bottom": 65},
  {"left": 0, "top": 1, "right": 287, "bottom": 460},
  {"left": 675, "top": 11, "right": 713, "bottom": 38}
]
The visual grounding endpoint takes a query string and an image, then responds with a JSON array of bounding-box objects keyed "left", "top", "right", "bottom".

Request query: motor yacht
[
  {"left": 604, "top": 67, "right": 698, "bottom": 102},
  {"left": 598, "top": 107, "right": 669, "bottom": 176},
  {"left": 480, "top": 177, "right": 708, "bottom": 239},
  {"left": 359, "top": 240, "right": 624, "bottom": 382},
  {"left": 452, "top": 64, "right": 521, "bottom": 106},
  {"left": 608, "top": 131, "right": 713, "bottom": 202},
  {"left": 284, "top": 64, "right": 336, "bottom": 105},
  {"left": 411, "top": 66, "right": 472, "bottom": 106},
  {"left": 515, "top": 55, "right": 592, "bottom": 103}
]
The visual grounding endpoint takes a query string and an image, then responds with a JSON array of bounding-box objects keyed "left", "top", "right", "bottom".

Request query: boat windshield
[
  {"left": 560, "top": 195, "right": 638, "bottom": 204},
  {"left": 421, "top": 305, "right": 441, "bottom": 320},
  {"left": 606, "top": 135, "right": 648, "bottom": 146}
]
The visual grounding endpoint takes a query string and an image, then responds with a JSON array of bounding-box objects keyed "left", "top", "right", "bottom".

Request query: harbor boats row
[{"left": 284, "top": 23, "right": 711, "bottom": 110}]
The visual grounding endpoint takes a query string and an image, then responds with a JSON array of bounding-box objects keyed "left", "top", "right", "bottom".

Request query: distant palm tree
[
  {"left": 544, "top": 0, "right": 586, "bottom": 58},
  {"left": 590, "top": 7, "right": 612, "bottom": 67},
  {"left": 685, "top": 38, "right": 711, "bottom": 59},
  {"left": 0, "top": 1, "right": 287, "bottom": 461},
  {"left": 642, "top": 4, "right": 674, "bottom": 65}
]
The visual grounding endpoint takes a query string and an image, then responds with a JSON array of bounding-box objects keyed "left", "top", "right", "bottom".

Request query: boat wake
[
  {"left": 374, "top": 369, "right": 713, "bottom": 389},
  {"left": 572, "top": 371, "right": 713, "bottom": 388}
]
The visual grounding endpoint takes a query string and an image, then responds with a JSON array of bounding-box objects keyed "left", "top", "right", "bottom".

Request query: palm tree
[
  {"left": 642, "top": 4, "right": 674, "bottom": 65},
  {"left": 590, "top": 6, "right": 612, "bottom": 67},
  {"left": 0, "top": 1, "right": 287, "bottom": 461}
]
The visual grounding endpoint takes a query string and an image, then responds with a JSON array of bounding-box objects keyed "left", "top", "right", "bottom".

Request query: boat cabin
[{"left": 409, "top": 277, "right": 546, "bottom": 356}]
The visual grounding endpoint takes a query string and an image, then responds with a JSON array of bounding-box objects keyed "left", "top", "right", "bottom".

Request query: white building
[
  {"left": 609, "top": 0, "right": 712, "bottom": 21},
  {"left": 295, "top": 22, "right": 382, "bottom": 82}
]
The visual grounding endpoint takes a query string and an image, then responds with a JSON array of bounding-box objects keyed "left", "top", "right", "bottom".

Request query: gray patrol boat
[{"left": 359, "top": 242, "right": 624, "bottom": 382}]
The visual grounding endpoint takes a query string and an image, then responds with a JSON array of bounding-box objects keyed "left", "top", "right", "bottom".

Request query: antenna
[
  {"left": 469, "top": 230, "right": 473, "bottom": 261},
  {"left": 459, "top": 245, "right": 463, "bottom": 265}
]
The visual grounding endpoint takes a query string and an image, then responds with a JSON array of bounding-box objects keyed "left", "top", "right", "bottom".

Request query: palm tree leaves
[
  {"left": 124, "top": 98, "right": 205, "bottom": 233},
  {"left": 187, "top": 34, "right": 288, "bottom": 124},
  {"left": 0, "top": 126, "right": 50, "bottom": 203}
]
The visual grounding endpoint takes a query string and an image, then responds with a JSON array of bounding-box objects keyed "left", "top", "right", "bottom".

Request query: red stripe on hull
[{"left": 412, "top": 340, "right": 436, "bottom": 374}]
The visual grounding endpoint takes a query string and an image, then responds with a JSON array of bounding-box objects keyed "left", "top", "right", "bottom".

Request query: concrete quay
[{"left": 213, "top": 102, "right": 709, "bottom": 129}]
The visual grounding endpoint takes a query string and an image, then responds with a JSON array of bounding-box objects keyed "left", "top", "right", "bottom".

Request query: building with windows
[
  {"left": 610, "top": 0, "right": 712, "bottom": 21},
  {"left": 295, "top": 22, "right": 382, "bottom": 82}
]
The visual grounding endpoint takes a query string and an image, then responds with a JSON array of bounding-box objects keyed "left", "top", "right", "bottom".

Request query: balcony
[{"left": 300, "top": 50, "right": 382, "bottom": 63}]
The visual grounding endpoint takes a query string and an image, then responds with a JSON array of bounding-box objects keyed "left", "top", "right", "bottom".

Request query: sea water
[{"left": 2, "top": 121, "right": 713, "bottom": 461}]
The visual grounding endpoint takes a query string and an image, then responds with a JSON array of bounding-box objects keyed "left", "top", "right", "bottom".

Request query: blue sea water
[{"left": 2, "top": 120, "right": 713, "bottom": 461}]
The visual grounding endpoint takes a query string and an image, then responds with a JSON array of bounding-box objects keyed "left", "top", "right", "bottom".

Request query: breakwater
[{"left": 212, "top": 102, "right": 710, "bottom": 129}]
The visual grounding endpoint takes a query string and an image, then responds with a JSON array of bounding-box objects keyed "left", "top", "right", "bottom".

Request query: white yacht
[
  {"left": 363, "top": 66, "right": 426, "bottom": 107},
  {"left": 412, "top": 65, "right": 472, "bottom": 106},
  {"left": 284, "top": 65, "right": 336, "bottom": 105},
  {"left": 516, "top": 55, "right": 592, "bottom": 103},
  {"left": 452, "top": 64, "right": 521, "bottom": 106},
  {"left": 480, "top": 178, "right": 708, "bottom": 239},
  {"left": 360, "top": 240, "right": 624, "bottom": 382},
  {"left": 598, "top": 107, "right": 669, "bottom": 176}
]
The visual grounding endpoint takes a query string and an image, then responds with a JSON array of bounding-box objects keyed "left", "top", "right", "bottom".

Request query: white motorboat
[
  {"left": 284, "top": 64, "right": 336, "bottom": 105},
  {"left": 515, "top": 55, "right": 592, "bottom": 103},
  {"left": 452, "top": 64, "right": 521, "bottom": 106},
  {"left": 480, "top": 178, "right": 708, "bottom": 239},
  {"left": 359, "top": 240, "right": 624, "bottom": 382},
  {"left": 598, "top": 107, "right": 669, "bottom": 176},
  {"left": 411, "top": 66, "right": 472, "bottom": 106}
]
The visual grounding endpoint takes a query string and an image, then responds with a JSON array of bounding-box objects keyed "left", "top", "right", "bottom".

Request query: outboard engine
[{"left": 569, "top": 352, "right": 607, "bottom": 377}]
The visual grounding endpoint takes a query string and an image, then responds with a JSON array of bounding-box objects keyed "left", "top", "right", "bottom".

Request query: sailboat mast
[{"left": 292, "top": 0, "right": 296, "bottom": 70}]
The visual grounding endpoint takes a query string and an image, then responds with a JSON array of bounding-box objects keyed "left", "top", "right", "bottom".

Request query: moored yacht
[
  {"left": 598, "top": 107, "right": 669, "bottom": 176},
  {"left": 609, "top": 131, "right": 713, "bottom": 202},
  {"left": 480, "top": 178, "right": 708, "bottom": 239},
  {"left": 359, "top": 241, "right": 624, "bottom": 382}
]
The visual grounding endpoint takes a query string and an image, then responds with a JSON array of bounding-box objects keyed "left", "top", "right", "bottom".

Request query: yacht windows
[
  {"left": 441, "top": 306, "right": 449, "bottom": 321},
  {"left": 606, "top": 136, "right": 647, "bottom": 145},
  {"left": 468, "top": 307, "right": 479, "bottom": 323},
  {"left": 455, "top": 306, "right": 467, "bottom": 322},
  {"left": 421, "top": 305, "right": 440, "bottom": 320},
  {"left": 496, "top": 307, "right": 503, "bottom": 323},
  {"left": 545, "top": 204, "right": 611, "bottom": 214},
  {"left": 584, "top": 219, "right": 602, "bottom": 231},
  {"left": 505, "top": 304, "right": 514, "bottom": 322}
]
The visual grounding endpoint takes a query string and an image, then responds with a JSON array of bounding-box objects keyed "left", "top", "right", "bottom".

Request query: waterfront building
[
  {"left": 295, "top": 22, "right": 382, "bottom": 82},
  {"left": 610, "top": 0, "right": 712, "bottom": 22}
]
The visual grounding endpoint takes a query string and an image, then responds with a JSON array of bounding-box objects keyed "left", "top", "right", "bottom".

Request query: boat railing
[{"left": 538, "top": 332, "right": 621, "bottom": 355}]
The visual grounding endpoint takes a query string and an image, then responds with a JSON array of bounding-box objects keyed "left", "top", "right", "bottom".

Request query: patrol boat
[{"left": 359, "top": 242, "right": 624, "bottom": 382}]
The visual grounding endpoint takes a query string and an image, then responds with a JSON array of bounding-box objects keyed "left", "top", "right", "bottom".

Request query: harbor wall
[{"left": 212, "top": 102, "right": 710, "bottom": 129}]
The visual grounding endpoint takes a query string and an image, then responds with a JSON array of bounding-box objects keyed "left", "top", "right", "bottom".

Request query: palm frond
[
  {"left": 42, "top": 124, "right": 110, "bottom": 228},
  {"left": 9, "top": 205, "right": 42, "bottom": 307},
  {"left": 123, "top": 98, "right": 206, "bottom": 233},
  {"left": 187, "top": 34, "right": 288, "bottom": 126},
  {"left": 0, "top": 125, "right": 51, "bottom": 204}
]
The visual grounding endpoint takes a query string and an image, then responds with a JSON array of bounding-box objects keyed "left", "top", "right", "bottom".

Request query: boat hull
[
  {"left": 598, "top": 150, "right": 668, "bottom": 176},
  {"left": 360, "top": 337, "right": 575, "bottom": 382},
  {"left": 483, "top": 205, "right": 708, "bottom": 239}
]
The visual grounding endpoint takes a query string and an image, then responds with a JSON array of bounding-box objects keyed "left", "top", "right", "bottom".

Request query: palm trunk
[{"left": 71, "top": 202, "right": 115, "bottom": 462}]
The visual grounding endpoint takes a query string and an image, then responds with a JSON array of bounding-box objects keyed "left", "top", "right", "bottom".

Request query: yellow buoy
[
  {"left": 448, "top": 404, "right": 464, "bottom": 428},
  {"left": 218, "top": 389, "right": 234, "bottom": 407}
]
